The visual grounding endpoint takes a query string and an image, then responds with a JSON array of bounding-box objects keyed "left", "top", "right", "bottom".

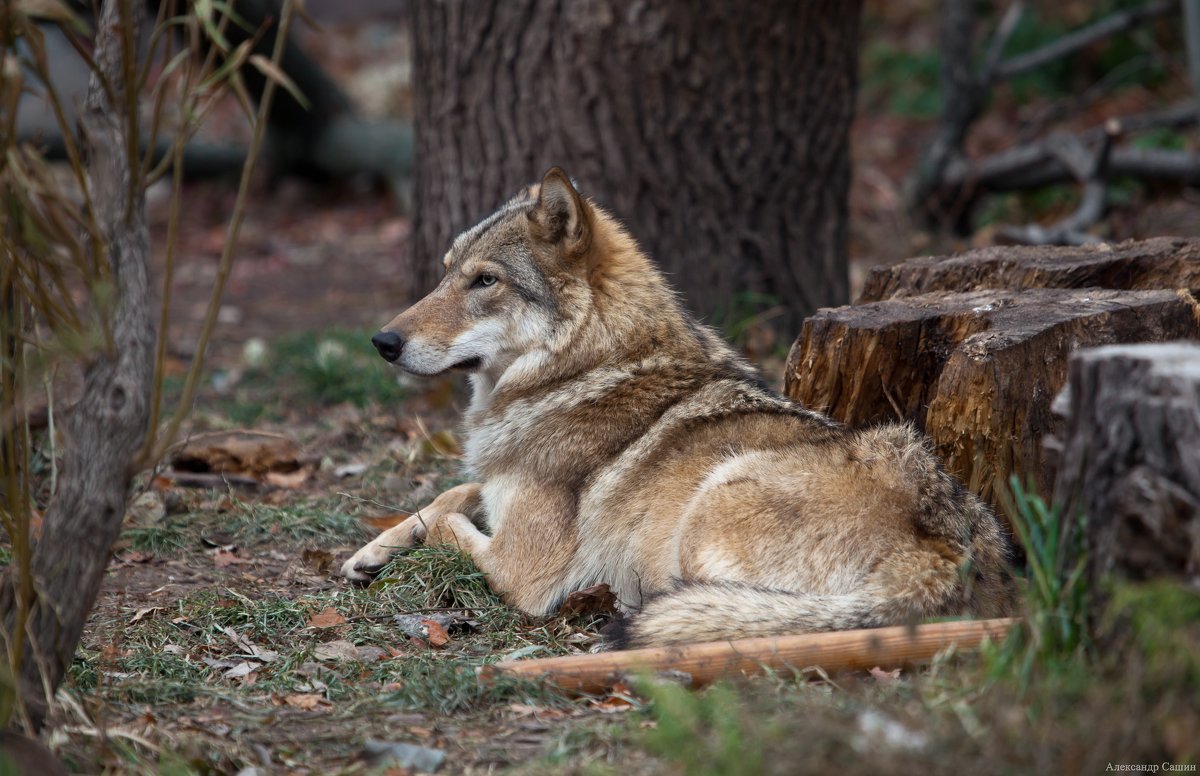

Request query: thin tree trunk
[
  {"left": 0, "top": 0, "right": 154, "bottom": 730},
  {"left": 409, "top": 0, "right": 861, "bottom": 334}
]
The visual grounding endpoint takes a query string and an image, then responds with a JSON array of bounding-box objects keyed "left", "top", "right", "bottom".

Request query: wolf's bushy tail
[{"left": 610, "top": 548, "right": 967, "bottom": 649}]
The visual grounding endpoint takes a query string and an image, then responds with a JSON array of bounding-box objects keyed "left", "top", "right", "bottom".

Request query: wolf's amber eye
[{"left": 474, "top": 274, "right": 498, "bottom": 288}]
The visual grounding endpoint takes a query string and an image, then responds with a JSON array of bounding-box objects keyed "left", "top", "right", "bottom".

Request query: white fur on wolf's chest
[{"left": 479, "top": 475, "right": 520, "bottom": 535}]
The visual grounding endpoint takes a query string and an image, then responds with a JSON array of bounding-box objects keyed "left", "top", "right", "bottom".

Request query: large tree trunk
[
  {"left": 408, "top": 0, "right": 861, "bottom": 333},
  {"left": 1, "top": 0, "right": 154, "bottom": 730}
]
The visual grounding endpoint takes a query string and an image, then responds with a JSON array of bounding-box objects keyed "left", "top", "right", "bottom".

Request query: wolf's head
[{"left": 372, "top": 167, "right": 610, "bottom": 379}]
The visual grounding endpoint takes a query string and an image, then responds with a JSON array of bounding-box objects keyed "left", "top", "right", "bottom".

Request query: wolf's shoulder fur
[{"left": 342, "top": 168, "right": 1017, "bottom": 646}]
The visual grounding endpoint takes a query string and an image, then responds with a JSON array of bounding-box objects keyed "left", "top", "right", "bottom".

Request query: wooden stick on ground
[{"left": 481, "top": 618, "right": 1017, "bottom": 694}]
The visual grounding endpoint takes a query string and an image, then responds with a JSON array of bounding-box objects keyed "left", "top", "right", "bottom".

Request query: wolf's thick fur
[{"left": 342, "top": 168, "right": 1016, "bottom": 647}]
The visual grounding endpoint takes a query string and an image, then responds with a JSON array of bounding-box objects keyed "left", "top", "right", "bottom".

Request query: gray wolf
[{"left": 342, "top": 168, "right": 1016, "bottom": 647}]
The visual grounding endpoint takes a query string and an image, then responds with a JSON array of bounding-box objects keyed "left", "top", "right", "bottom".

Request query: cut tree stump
[
  {"left": 858, "top": 237, "right": 1200, "bottom": 303},
  {"left": 784, "top": 287, "right": 1200, "bottom": 511},
  {"left": 1052, "top": 343, "right": 1200, "bottom": 591}
]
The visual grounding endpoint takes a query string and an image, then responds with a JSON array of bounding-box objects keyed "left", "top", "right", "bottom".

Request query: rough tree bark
[
  {"left": 0, "top": 0, "right": 154, "bottom": 729},
  {"left": 1052, "top": 343, "right": 1200, "bottom": 595},
  {"left": 408, "top": 0, "right": 861, "bottom": 333}
]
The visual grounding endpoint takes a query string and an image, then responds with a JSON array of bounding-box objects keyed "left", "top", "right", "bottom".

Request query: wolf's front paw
[
  {"left": 340, "top": 542, "right": 394, "bottom": 583},
  {"left": 340, "top": 519, "right": 423, "bottom": 583}
]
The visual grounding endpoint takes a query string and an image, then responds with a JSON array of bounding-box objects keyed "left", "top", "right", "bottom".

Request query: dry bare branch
[
  {"left": 910, "top": 0, "right": 1190, "bottom": 227},
  {"left": 995, "top": 0, "right": 1177, "bottom": 81},
  {"left": 998, "top": 122, "right": 1121, "bottom": 246}
]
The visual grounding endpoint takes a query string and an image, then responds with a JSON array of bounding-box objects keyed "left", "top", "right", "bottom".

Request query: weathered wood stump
[
  {"left": 1053, "top": 343, "right": 1200, "bottom": 589},
  {"left": 858, "top": 237, "right": 1200, "bottom": 303},
  {"left": 785, "top": 286, "right": 1200, "bottom": 511}
]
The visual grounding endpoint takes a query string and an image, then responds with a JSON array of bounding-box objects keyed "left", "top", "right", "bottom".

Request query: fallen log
[
  {"left": 858, "top": 237, "right": 1200, "bottom": 303},
  {"left": 482, "top": 618, "right": 1016, "bottom": 694},
  {"left": 784, "top": 287, "right": 1200, "bottom": 510},
  {"left": 1052, "top": 343, "right": 1200, "bottom": 597}
]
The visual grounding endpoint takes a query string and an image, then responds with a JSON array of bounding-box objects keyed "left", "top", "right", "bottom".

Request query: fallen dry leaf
[
  {"left": 282, "top": 693, "right": 331, "bottom": 711},
  {"left": 212, "top": 550, "right": 242, "bottom": 568},
  {"left": 223, "top": 661, "right": 257, "bottom": 679},
  {"left": 507, "top": 704, "right": 568, "bottom": 721},
  {"left": 558, "top": 583, "right": 619, "bottom": 618},
  {"left": 392, "top": 612, "right": 474, "bottom": 641},
  {"left": 356, "top": 645, "right": 388, "bottom": 663},
  {"left": 202, "top": 657, "right": 237, "bottom": 671},
  {"left": 308, "top": 607, "right": 347, "bottom": 629},
  {"left": 594, "top": 696, "right": 636, "bottom": 713},
  {"left": 301, "top": 548, "right": 334, "bottom": 573},
  {"left": 313, "top": 640, "right": 359, "bottom": 661},
  {"left": 222, "top": 626, "right": 279, "bottom": 663},
  {"left": 421, "top": 619, "right": 449, "bottom": 648},
  {"left": 592, "top": 680, "right": 639, "bottom": 713},
  {"left": 116, "top": 550, "right": 154, "bottom": 565},
  {"left": 129, "top": 606, "right": 164, "bottom": 624}
]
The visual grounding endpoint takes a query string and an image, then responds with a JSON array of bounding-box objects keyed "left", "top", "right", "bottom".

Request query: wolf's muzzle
[{"left": 371, "top": 331, "right": 404, "bottom": 362}]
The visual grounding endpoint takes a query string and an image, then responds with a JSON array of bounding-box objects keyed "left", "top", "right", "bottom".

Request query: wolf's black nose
[{"left": 371, "top": 331, "right": 404, "bottom": 362}]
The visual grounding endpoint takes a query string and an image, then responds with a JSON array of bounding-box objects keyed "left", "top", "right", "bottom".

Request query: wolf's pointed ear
[{"left": 528, "top": 167, "right": 591, "bottom": 257}]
